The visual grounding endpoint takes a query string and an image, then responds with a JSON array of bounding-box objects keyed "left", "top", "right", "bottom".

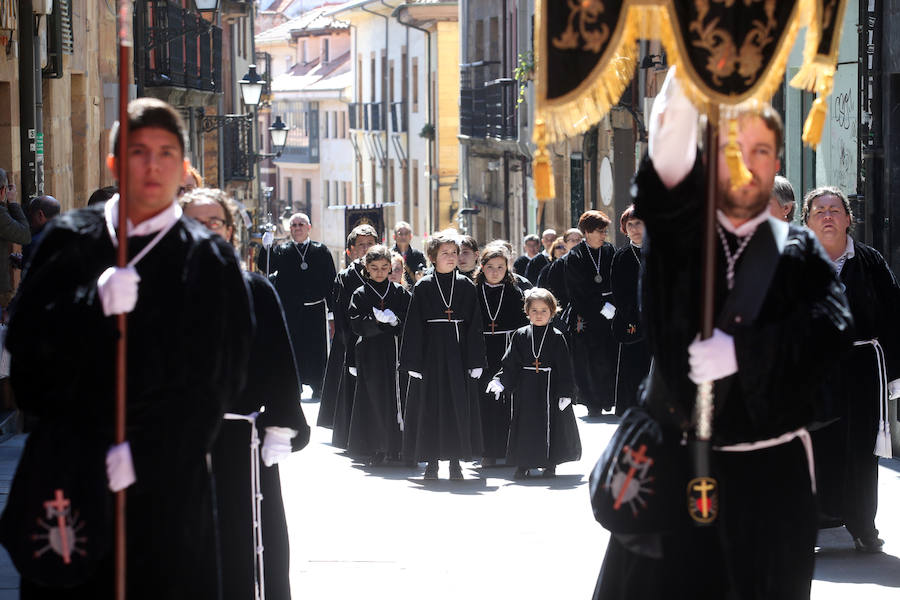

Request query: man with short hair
[
  {"left": 803, "top": 185, "right": 900, "bottom": 553},
  {"left": 258, "top": 212, "right": 336, "bottom": 400},
  {"left": 768, "top": 175, "right": 795, "bottom": 222},
  {"left": 21, "top": 195, "right": 60, "bottom": 267},
  {"left": 592, "top": 69, "right": 853, "bottom": 599},
  {"left": 541, "top": 228, "right": 558, "bottom": 257},
  {"left": 392, "top": 221, "right": 427, "bottom": 285},
  {"left": 318, "top": 224, "right": 378, "bottom": 441},
  {"left": 0, "top": 97, "right": 253, "bottom": 597},
  {"left": 0, "top": 170, "right": 31, "bottom": 308},
  {"left": 514, "top": 234, "right": 548, "bottom": 285}
]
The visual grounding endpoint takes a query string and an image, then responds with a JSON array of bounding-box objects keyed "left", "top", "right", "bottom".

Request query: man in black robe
[
  {"left": 592, "top": 70, "right": 853, "bottom": 599},
  {"left": 318, "top": 225, "right": 378, "bottom": 445},
  {"left": 803, "top": 186, "right": 900, "bottom": 552},
  {"left": 257, "top": 212, "right": 336, "bottom": 400},
  {"left": 0, "top": 98, "right": 252, "bottom": 599},
  {"left": 391, "top": 220, "right": 427, "bottom": 286},
  {"left": 513, "top": 234, "right": 547, "bottom": 285}
]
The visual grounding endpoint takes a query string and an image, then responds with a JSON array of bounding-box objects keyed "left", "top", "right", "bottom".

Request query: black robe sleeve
[
  {"left": 243, "top": 272, "right": 310, "bottom": 450},
  {"left": 400, "top": 280, "right": 426, "bottom": 375},
  {"left": 497, "top": 329, "right": 525, "bottom": 392}
]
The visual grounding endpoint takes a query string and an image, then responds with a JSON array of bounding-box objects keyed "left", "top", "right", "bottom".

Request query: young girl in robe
[
  {"left": 401, "top": 232, "right": 486, "bottom": 480},
  {"left": 347, "top": 245, "right": 411, "bottom": 465},
  {"left": 475, "top": 245, "right": 528, "bottom": 466},
  {"left": 486, "top": 288, "right": 581, "bottom": 479}
]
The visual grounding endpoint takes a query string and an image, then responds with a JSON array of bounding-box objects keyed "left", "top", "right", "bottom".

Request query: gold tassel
[
  {"left": 724, "top": 119, "right": 753, "bottom": 190},
  {"left": 801, "top": 96, "right": 827, "bottom": 147},
  {"left": 534, "top": 119, "right": 555, "bottom": 201}
]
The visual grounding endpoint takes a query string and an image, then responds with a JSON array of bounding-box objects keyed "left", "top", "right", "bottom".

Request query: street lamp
[
  {"left": 194, "top": 0, "right": 220, "bottom": 11},
  {"left": 269, "top": 116, "right": 289, "bottom": 154},
  {"left": 239, "top": 64, "right": 265, "bottom": 108}
]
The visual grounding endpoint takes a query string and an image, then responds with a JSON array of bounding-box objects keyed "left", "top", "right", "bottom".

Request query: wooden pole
[{"left": 115, "top": 2, "right": 131, "bottom": 598}]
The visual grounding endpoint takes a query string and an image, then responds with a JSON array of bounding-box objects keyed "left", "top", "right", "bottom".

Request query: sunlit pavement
[{"left": 280, "top": 393, "right": 900, "bottom": 599}]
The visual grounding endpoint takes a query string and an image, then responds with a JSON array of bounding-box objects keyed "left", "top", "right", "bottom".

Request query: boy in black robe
[
  {"left": 803, "top": 186, "right": 900, "bottom": 552},
  {"left": 0, "top": 99, "right": 253, "bottom": 599},
  {"left": 182, "top": 189, "right": 311, "bottom": 600},
  {"left": 610, "top": 206, "right": 650, "bottom": 415},
  {"left": 326, "top": 225, "right": 378, "bottom": 449},
  {"left": 257, "top": 212, "right": 336, "bottom": 400},
  {"left": 401, "top": 232, "right": 487, "bottom": 480},
  {"left": 564, "top": 211, "right": 618, "bottom": 416},
  {"left": 474, "top": 246, "right": 529, "bottom": 465},
  {"left": 591, "top": 69, "right": 853, "bottom": 600},
  {"left": 347, "top": 245, "right": 410, "bottom": 464},
  {"left": 487, "top": 288, "right": 580, "bottom": 479}
]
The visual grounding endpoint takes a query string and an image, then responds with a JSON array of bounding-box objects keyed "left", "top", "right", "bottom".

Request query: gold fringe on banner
[
  {"left": 533, "top": 120, "right": 555, "bottom": 201},
  {"left": 724, "top": 118, "right": 754, "bottom": 189}
]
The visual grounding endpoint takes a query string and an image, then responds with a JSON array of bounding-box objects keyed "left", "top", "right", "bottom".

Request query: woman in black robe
[
  {"left": 610, "top": 206, "right": 651, "bottom": 415},
  {"left": 347, "top": 245, "right": 411, "bottom": 464},
  {"left": 400, "top": 232, "right": 487, "bottom": 480},
  {"left": 182, "top": 190, "right": 310, "bottom": 600},
  {"left": 564, "top": 211, "right": 619, "bottom": 415},
  {"left": 488, "top": 289, "right": 580, "bottom": 479},
  {"left": 474, "top": 246, "right": 528, "bottom": 465}
]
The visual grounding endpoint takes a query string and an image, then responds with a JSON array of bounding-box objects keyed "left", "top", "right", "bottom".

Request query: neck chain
[
  {"left": 715, "top": 224, "right": 754, "bottom": 290},
  {"left": 481, "top": 282, "right": 505, "bottom": 325},
  {"left": 365, "top": 278, "right": 391, "bottom": 308},
  {"left": 583, "top": 240, "right": 604, "bottom": 283},
  {"left": 294, "top": 240, "right": 310, "bottom": 270},
  {"left": 629, "top": 243, "right": 641, "bottom": 267},
  {"left": 435, "top": 272, "right": 455, "bottom": 317},
  {"left": 530, "top": 324, "right": 549, "bottom": 372}
]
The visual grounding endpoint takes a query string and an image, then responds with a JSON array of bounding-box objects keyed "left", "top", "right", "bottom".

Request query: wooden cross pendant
[
  {"left": 532, "top": 357, "right": 541, "bottom": 372},
  {"left": 489, "top": 320, "right": 497, "bottom": 333},
  {"left": 379, "top": 300, "right": 385, "bottom": 310},
  {"left": 444, "top": 307, "right": 454, "bottom": 321}
]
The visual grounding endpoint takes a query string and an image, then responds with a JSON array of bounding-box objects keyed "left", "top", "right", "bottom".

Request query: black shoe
[
  {"left": 542, "top": 466, "right": 556, "bottom": 478},
  {"left": 513, "top": 467, "right": 530, "bottom": 480},
  {"left": 481, "top": 457, "right": 496, "bottom": 468},
  {"left": 423, "top": 461, "right": 439, "bottom": 480},
  {"left": 586, "top": 408, "right": 603, "bottom": 418},
  {"left": 368, "top": 452, "right": 385, "bottom": 467},
  {"left": 449, "top": 460, "right": 463, "bottom": 480},
  {"left": 853, "top": 531, "right": 885, "bottom": 553}
]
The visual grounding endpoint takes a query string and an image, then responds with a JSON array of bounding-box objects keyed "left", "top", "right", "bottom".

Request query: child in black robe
[
  {"left": 347, "top": 245, "right": 411, "bottom": 465},
  {"left": 401, "top": 232, "right": 487, "bottom": 480},
  {"left": 475, "top": 245, "right": 528, "bottom": 465},
  {"left": 487, "top": 288, "right": 581, "bottom": 479}
]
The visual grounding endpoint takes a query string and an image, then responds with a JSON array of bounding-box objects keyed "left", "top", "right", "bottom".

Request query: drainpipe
[
  {"left": 18, "top": 0, "right": 42, "bottom": 199},
  {"left": 394, "top": 7, "right": 433, "bottom": 232}
]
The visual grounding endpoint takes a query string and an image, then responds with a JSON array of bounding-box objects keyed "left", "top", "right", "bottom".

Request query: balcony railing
[
  {"left": 460, "top": 78, "right": 517, "bottom": 141},
  {"left": 368, "top": 102, "right": 384, "bottom": 131},
  {"left": 140, "top": 1, "right": 223, "bottom": 93},
  {"left": 349, "top": 102, "right": 360, "bottom": 130},
  {"left": 349, "top": 102, "right": 389, "bottom": 132},
  {"left": 223, "top": 118, "right": 254, "bottom": 182},
  {"left": 280, "top": 145, "right": 319, "bottom": 164},
  {"left": 391, "top": 101, "right": 407, "bottom": 133}
]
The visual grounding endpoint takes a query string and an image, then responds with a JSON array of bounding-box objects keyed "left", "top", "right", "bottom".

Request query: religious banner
[
  {"left": 345, "top": 205, "right": 386, "bottom": 244},
  {"left": 533, "top": 0, "right": 849, "bottom": 199}
]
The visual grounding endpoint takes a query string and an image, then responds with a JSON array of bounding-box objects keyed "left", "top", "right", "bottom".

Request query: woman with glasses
[{"left": 182, "top": 188, "right": 309, "bottom": 600}]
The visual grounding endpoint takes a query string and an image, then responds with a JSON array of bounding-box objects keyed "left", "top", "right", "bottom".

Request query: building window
[
  {"left": 324, "top": 111, "right": 330, "bottom": 138},
  {"left": 287, "top": 178, "right": 293, "bottom": 205},
  {"left": 323, "top": 38, "right": 330, "bottom": 63},
  {"left": 324, "top": 180, "right": 331, "bottom": 206},
  {"left": 412, "top": 160, "right": 419, "bottom": 207},
  {"left": 302, "top": 40, "right": 308, "bottom": 64},
  {"left": 285, "top": 56, "right": 291, "bottom": 74},
  {"left": 334, "top": 181, "right": 339, "bottom": 206},
  {"left": 412, "top": 58, "right": 419, "bottom": 113}
]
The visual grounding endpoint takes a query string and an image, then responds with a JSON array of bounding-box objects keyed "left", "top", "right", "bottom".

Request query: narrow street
[{"left": 281, "top": 400, "right": 900, "bottom": 599}]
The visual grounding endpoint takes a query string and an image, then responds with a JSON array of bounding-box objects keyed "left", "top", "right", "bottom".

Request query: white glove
[
  {"left": 382, "top": 309, "right": 399, "bottom": 326},
  {"left": 559, "top": 397, "right": 572, "bottom": 411},
  {"left": 469, "top": 368, "right": 483, "bottom": 379},
  {"left": 106, "top": 441, "right": 136, "bottom": 492},
  {"left": 408, "top": 371, "right": 422, "bottom": 379},
  {"left": 262, "top": 231, "right": 274, "bottom": 248},
  {"left": 688, "top": 328, "right": 738, "bottom": 384},
  {"left": 373, "top": 307, "right": 388, "bottom": 322},
  {"left": 349, "top": 366, "right": 358, "bottom": 377},
  {"left": 889, "top": 379, "right": 900, "bottom": 400},
  {"left": 97, "top": 266, "right": 141, "bottom": 316},
  {"left": 649, "top": 66, "right": 698, "bottom": 189},
  {"left": 486, "top": 379, "right": 504, "bottom": 399},
  {"left": 261, "top": 427, "right": 296, "bottom": 467},
  {"left": 600, "top": 302, "right": 616, "bottom": 320}
]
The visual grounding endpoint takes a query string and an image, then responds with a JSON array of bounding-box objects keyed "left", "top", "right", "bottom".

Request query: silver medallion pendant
[
  {"left": 301, "top": 262, "right": 309, "bottom": 270},
  {"left": 594, "top": 274, "right": 603, "bottom": 284}
]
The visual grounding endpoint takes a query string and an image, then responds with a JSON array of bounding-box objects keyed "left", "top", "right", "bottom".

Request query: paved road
[{"left": 281, "top": 400, "right": 900, "bottom": 599}]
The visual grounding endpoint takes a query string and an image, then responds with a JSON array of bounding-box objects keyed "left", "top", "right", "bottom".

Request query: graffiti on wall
[{"left": 828, "top": 68, "right": 857, "bottom": 196}]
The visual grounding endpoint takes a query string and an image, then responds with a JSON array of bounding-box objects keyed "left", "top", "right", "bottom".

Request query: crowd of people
[{"left": 0, "top": 65, "right": 897, "bottom": 600}]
